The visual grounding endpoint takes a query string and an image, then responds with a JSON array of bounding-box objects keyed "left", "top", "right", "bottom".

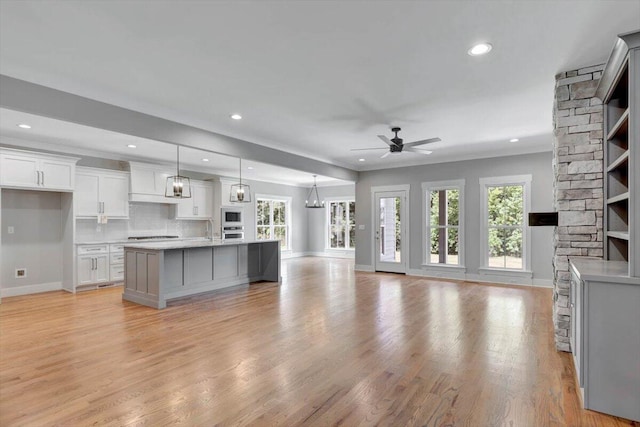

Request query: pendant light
[
  {"left": 305, "top": 175, "right": 325, "bottom": 208},
  {"left": 230, "top": 158, "right": 251, "bottom": 203},
  {"left": 165, "top": 145, "right": 192, "bottom": 198}
]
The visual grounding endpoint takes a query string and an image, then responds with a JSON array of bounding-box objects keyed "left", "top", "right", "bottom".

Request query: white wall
[
  {"left": 355, "top": 152, "right": 554, "bottom": 284},
  {"left": 1, "top": 190, "right": 64, "bottom": 289},
  {"left": 306, "top": 184, "right": 356, "bottom": 256},
  {"left": 240, "top": 178, "right": 310, "bottom": 256}
]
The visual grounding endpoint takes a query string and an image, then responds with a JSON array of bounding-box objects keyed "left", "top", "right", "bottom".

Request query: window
[
  {"left": 327, "top": 199, "right": 355, "bottom": 249},
  {"left": 422, "top": 180, "right": 465, "bottom": 267},
  {"left": 256, "top": 196, "right": 291, "bottom": 250},
  {"left": 480, "top": 175, "right": 531, "bottom": 271}
]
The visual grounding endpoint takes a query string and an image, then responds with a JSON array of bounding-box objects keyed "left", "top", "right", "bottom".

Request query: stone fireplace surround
[{"left": 552, "top": 64, "right": 605, "bottom": 352}]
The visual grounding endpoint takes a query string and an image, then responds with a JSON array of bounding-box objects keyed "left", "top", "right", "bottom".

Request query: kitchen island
[{"left": 122, "top": 239, "right": 280, "bottom": 309}]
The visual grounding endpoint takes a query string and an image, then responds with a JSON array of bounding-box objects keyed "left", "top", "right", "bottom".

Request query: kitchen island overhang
[{"left": 122, "top": 239, "right": 281, "bottom": 309}]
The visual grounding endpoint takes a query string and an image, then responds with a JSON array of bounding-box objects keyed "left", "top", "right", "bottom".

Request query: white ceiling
[
  {"left": 0, "top": 1, "right": 638, "bottom": 171},
  {"left": 0, "top": 108, "right": 349, "bottom": 187}
]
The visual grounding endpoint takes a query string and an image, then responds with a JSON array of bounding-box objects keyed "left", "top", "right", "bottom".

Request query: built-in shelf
[
  {"left": 607, "top": 231, "right": 630, "bottom": 241},
  {"left": 606, "top": 108, "right": 629, "bottom": 141},
  {"left": 606, "top": 192, "right": 629, "bottom": 205},
  {"left": 607, "top": 151, "right": 629, "bottom": 172}
]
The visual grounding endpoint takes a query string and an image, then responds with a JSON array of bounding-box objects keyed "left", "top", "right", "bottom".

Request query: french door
[{"left": 373, "top": 189, "right": 407, "bottom": 273}]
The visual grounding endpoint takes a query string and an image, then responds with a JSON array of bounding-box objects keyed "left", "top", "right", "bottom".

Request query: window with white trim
[
  {"left": 256, "top": 197, "right": 291, "bottom": 250},
  {"left": 327, "top": 199, "right": 355, "bottom": 250},
  {"left": 480, "top": 175, "right": 531, "bottom": 271},
  {"left": 422, "top": 180, "right": 465, "bottom": 266}
]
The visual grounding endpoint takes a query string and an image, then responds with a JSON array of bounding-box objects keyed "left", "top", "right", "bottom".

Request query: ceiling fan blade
[
  {"left": 405, "top": 147, "right": 433, "bottom": 155},
  {"left": 403, "top": 137, "right": 441, "bottom": 148},
  {"left": 350, "top": 147, "right": 389, "bottom": 151},
  {"left": 380, "top": 151, "right": 392, "bottom": 159},
  {"left": 377, "top": 135, "right": 397, "bottom": 147}
]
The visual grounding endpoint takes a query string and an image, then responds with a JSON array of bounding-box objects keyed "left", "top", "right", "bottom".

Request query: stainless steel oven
[{"left": 222, "top": 226, "right": 244, "bottom": 240}]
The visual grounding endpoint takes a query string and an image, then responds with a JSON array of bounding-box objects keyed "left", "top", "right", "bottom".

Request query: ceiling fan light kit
[{"left": 350, "top": 127, "right": 441, "bottom": 159}]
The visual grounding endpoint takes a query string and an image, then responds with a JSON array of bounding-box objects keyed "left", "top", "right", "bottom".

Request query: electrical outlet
[
  {"left": 8, "top": 226, "right": 14, "bottom": 234},
  {"left": 96, "top": 225, "right": 102, "bottom": 232},
  {"left": 15, "top": 268, "right": 26, "bottom": 278},
  {"left": 358, "top": 224, "right": 365, "bottom": 230}
]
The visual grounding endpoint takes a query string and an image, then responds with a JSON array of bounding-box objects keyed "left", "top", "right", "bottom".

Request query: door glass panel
[{"left": 378, "top": 196, "right": 401, "bottom": 263}]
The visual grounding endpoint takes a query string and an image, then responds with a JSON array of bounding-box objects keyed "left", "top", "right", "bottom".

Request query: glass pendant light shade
[
  {"left": 230, "top": 158, "right": 251, "bottom": 203},
  {"left": 165, "top": 146, "right": 192, "bottom": 198},
  {"left": 305, "top": 175, "right": 325, "bottom": 208}
]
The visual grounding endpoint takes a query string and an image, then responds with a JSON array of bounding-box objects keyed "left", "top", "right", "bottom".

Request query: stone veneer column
[{"left": 552, "top": 64, "right": 605, "bottom": 352}]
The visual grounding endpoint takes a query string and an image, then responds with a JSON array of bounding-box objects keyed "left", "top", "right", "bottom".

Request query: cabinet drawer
[
  {"left": 109, "top": 244, "right": 125, "bottom": 254},
  {"left": 77, "top": 244, "right": 109, "bottom": 255},
  {"left": 110, "top": 264, "right": 125, "bottom": 282},
  {"left": 110, "top": 252, "right": 125, "bottom": 265}
]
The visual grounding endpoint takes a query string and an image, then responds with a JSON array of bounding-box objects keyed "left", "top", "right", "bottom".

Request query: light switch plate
[{"left": 8, "top": 226, "right": 14, "bottom": 234}]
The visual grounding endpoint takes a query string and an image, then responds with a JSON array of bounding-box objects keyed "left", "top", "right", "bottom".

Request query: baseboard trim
[
  {"left": 355, "top": 264, "right": 375, "bottom": 272},
  {"left": 1, "top": 281, "right": 63, "bottom": 298},
  {"left": 306, "top": 251, "right": 355, "bottom": 259},
  {"left": 406, "top": 269, "right": 553, "bottom": 288}
]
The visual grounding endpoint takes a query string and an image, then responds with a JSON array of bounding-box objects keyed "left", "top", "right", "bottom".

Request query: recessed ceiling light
[
  {"left": 127, "top": 144, "right": 137, "bottom": 148},
  {"left": 247, "top": 166, "right": 254, "bottom": 170},
  {"left": 468, "top": 43, "right": 492, "bottom": 56},
  {"left": 17, "top": 123, "right": 32, "bottom": 129},
  {"left": 202, "top": 158, "right": 209, "bottom": 162},
  {"left": 509, "top": 138, "right": 519, "bottom": 143},
  {"left": 230, "top": 114, "right": 242, "bottom": 120},
  {"left": 358, "top": 158, "right": 365, "bottom": 162}
]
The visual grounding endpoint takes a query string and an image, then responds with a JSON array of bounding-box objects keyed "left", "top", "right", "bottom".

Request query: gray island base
[{"left": 123, "top": 239, "right": 281, "bottom": 309}]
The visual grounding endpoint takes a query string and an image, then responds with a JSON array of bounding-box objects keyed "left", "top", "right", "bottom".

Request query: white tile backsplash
[{"left": 76, "top": 203, "right": 208, "bottom": 242}]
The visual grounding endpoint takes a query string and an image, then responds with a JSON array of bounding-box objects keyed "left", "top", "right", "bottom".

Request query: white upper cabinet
[
  {"left": 75, "top": 167, "right": 129, "bottom": 218},
  {"left": 0, "top": 148, "right": 79, "bottom": 191},
  {"left": 174, "top": 180, "right": 214, "bottom": 219}
]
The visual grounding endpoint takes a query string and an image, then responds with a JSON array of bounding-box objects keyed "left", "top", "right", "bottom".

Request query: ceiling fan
[{"left": 351, "top": 127, "right": 441, "bottom": 158}]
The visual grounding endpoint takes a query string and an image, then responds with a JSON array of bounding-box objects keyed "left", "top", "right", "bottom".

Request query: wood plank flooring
[{"left": 1, "top": 257, "right": 637, "bottom": 426}]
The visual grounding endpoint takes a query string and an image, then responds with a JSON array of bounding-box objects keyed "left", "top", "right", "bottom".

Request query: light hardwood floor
[{"left": 0, "top": 257, "right": 637, "bottom": 426}]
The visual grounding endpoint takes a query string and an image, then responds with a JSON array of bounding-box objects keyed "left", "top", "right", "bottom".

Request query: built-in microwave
[{"left": 221, "top": 207, "right": 244, "bottom": 227}]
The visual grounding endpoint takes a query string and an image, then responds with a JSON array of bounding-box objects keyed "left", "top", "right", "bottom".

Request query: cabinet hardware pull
[
  {"left": 41, "top": 171, "right": 44, "bottom": 186},
  {"left": 36, "top": 171, "right": 40, "bottom": 185}
]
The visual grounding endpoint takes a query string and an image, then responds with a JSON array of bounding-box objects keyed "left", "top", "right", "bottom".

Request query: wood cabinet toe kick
[{"left": 122, "top": 240, "right": 281, "bottom": 309}]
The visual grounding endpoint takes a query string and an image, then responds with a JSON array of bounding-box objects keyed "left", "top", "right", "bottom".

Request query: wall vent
[{"left": 15, "top": 268, "right": 27, "bottom": 278}]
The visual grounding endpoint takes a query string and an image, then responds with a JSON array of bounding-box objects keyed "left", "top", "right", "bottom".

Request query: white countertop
[
  {"left": 570, "top": 258, "right": 640, "bottom": 285},
  {"left": 124, "top": 239, "right": 279, "bottom": 250},
  {"left": 76, "top": 237, "right": 209, "bottom": 245}
]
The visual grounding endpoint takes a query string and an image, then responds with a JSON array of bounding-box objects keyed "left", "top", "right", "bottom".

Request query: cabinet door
[
  {"left": 39, "top": 158, "right": 74, "bottom": 191},
  {"left": 75, "top": 172, "right": 100, "bottom": 216},
  {"left": 194, "top": 183, "right": 213, "bottom": 218},
  {"left": 94, "top": 255, "right": 110, "bottom": 283},
  {"left": 77, "top": 256, "right": 95, "bottom": 285},
  {"left": 176, "top": 193, "right": 196, "bottom": 218},
  {"left": 0, "top": 152, "right": 39, "bottom": 188},
  {"left": 101, "top": 174, "right": 129, "bottom": 217}
]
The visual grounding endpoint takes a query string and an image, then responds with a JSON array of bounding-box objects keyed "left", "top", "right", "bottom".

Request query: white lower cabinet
[
  {"left": 76, "top": 243, "right": 125, "bottom": 291},
  {"left": 77, "top": 254, "right": 109, "bottom": 286}
]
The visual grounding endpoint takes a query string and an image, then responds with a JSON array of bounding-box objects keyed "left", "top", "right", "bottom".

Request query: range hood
[{"left": 128, "top": 161, "right": 179, "bottom": 204}]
